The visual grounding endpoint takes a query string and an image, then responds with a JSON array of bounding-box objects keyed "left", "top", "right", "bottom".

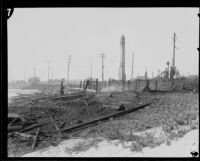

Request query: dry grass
[{"left": 65, "top": 137, "right": 102, "bottom": 155}]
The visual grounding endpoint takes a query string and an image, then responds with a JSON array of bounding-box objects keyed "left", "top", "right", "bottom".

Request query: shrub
[
  {"left": 65, "top": 138, "right": 102, "bottom": 154},
  {"left": 166, "top": 139, "right": 171, "bottom": 146},
  {"left": 104, "top": 128, "right": 125, "bottom": 141},
  {"left": 130, "top": 141, "right": 143, "bottom": 152}
]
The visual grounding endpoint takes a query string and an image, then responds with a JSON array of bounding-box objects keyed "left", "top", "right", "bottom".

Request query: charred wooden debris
[{"left": 8, "top": 91, "right": 151, "bottom": 151}]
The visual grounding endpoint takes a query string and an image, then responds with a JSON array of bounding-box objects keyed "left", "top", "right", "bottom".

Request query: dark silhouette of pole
[
  {"left": 33, "top": 68, "right": 36, "bottom": 79},
  {"left": 24, "top": 70, "right": 26, "bottom": 82},
  {"left": 90, "top": 62, "right": 92, "bottom": 79},
  {"left": 131, "top": 53, "right": 134, "bottom": 80},
  {"left": 99, "top": 53, "right": 106, "bottom": 82},
  {"left": 67, "top": 55, "right": 71, "bottom": 86},
  {"left": 47, "top": 61, "right": 50, "bottom": 83},
  {"left": 52, "top": 68, "right": 54, "bottom": 80},
  {"left": 172, "top": 33, "right": 177, "bottom": 68}
]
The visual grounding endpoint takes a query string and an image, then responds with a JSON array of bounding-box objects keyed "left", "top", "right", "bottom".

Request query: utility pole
[
  {"left": 52, "top": 67, "right": 54, "bottom": 80},
  {"left": 90, "top": 62, "right": 92, "bottom": 79},
  {"left": 170, "top": 33, "right": 178, "bottom": 80},
  {"left": 172, "top": 33, "right": 177, "bottom": 68},
  {"left": 99, "top": 53, "right": 106, "bottom": 82},
  {"left": 67, "top": 55, "right": 71, "bottom": 86},
  {"left": 24, "top": 70, "right": 26, "bottom": 82},
  {"left": 47, "top": 61, "right": 50, "bottom": 83},
  {"left": 33, "top": 68, "right": 36, "bottom": 79},
  {"left": 152, "top": 72, "right": 154, "bottom": 79},
  {"left": 131, "top": 53, "right": 134, "bottom": 80},
  {"left": 145, "top": 67, "right": 148, "bottom": 79},
  {"left": 47, "top": 61, "right": 51, "bottom": 93}
]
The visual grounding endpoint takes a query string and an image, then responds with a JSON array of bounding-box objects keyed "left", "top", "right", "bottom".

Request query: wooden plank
[
  {"left": 41, "top": 103, "right": 151, "bottom": 134},
  {"left": 49, "top": 116, "right": 60, "bottom": 130},
  {"left": 8, "top": 105, "right": 53, "bottom": 109},
  {"left": 148, "top": 89, "right": 173, "bottom": 93},
  {"left": 20, "top": 122, "right": 49, "bottom": 133},
  {"left": 61, "top": 103, "right": 150, "bottom": 133},
  {"left": 8, "top": 118, "right": 18, "bottom": 127},
  {"left": 32, "top": 127, "right": 41, "bottom": 151},
  {"left": 8, "top": 126, "right": 23, "bottom": 132}
]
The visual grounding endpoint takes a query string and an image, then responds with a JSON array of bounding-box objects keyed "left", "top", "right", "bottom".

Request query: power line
[{"left": 99, "top": 53, "right": 106, "bottom": 81}]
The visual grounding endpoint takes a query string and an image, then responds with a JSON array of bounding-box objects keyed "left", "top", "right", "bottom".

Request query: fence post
[
  {"left": 82, "top": 81, "right": 85, "bottom": 91},
  {"left": 84, "top": 80, "right": 89, "bottom": 92},
  {"left": 170, "top": 79, "right": 174, "bottom": 90},
  {"left": 155, "top": 79, "right": 157, "bottom": 90},
  {"left": 135, "top": 80, "right": 137, "bottom": 91},
  {"left": 138, "top": 80, "right": 140, "bottom": 91},
  {"left": 128, "top": 80, "right": 130, "bottom": 90},
  {"left": 96, "top": 79, "right": 98, "bottom": 93},
  {"left": 108, "top": 79, "right": 111, "bottom": 91},
  {"left": 60, "top": 80, "right": 64, "bottom": 95}
]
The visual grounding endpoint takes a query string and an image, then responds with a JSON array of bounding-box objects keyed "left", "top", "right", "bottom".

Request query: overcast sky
[{"left": 8, "top": 8, "right": 199, "bottom": 81}]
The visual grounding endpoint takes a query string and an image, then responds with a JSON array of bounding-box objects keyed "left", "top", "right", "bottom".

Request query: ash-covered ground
[{"left": 8, "top": 89, "right": 199, "bottom": 157}]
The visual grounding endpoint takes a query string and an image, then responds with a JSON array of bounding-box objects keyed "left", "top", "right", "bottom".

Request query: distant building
[{"left": 28, "top": 77, "right": 40, "bottom": 84}]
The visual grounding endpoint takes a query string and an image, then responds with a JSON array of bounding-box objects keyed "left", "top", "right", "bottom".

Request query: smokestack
[{"left": 118, "top": 35, "right": 126, "bottom": 81}]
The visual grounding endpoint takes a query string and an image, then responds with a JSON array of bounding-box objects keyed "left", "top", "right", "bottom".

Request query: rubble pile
[{"left": 8, "top": 91, "right": 118, "bottom": 156}]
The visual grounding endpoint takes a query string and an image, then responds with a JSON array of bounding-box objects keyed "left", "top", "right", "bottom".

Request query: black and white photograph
[{"left": 5, "top": 7, "right": 199, "bottom": 157}]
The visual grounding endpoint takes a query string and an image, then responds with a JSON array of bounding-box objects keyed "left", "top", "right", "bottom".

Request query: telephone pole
[
  {"left": 52, "top": 67, "right": 54, "bottom": 80},
  {"left": 90, "top": 62, "right": 93, "bottom": 79},
  {"left": 67, "top": 55, "right": 71, "bottom": 86},
  {"left": 46, "top": 61, "right": 50, "bottom": 92},
  {"left": 24, "top": 70, "right": 26, "bottom": 82},
  {"left": 158, "top": 69, "right": 160, "bottom": 77},
  {"left": 131, "top": 53, "right": 134, "bottom": 80},
  {"left": 47, "top": 61, "right": 50, "bottom": 83},
  {"left": 172, "top": 33, "right": 177, "bottom": 68},
  {"left": 99, "top": 53, "right": 106, "bottom": 82},
  {"left": 33, "top": 68, "right": 36, "bottom": 79}
]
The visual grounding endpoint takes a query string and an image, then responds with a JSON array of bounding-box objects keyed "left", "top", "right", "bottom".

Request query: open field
[{"left": 8, "top": 89, "right": 199, "bottom": 157}]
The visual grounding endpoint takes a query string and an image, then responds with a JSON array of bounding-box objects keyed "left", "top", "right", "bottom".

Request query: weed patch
[{"left": 65, "top": 138, "right": 102, "bottom": 155}]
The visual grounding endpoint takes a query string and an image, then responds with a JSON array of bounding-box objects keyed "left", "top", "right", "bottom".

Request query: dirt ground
[{"left": 8, "top": 89, "right": 199, "bottom": 157}]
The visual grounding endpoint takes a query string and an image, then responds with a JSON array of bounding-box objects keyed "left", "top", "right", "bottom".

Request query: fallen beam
[
  {"left": 41, "top": 103, "right": 151, "bottom": 134},
  {"left": 20, "top": 122, "right": 49, "bottom": 133},
  {"left": 32, "top": 127, "right": 40, "bottom": 151},
  {"left": 148, "top": 89, "right": 173, "bottom": 93},
  {"left": 49, "top": 116, "right": 60, "bottom": 130},
  {"left": 8, "top": 126, "right": 23, "bottom": 132},
  {"left": 62, "top": 103, "right": 151, "bottom": 133},
  {"left": 8, "top": 105, "right": 53, "bottom": 109},
  {"left": 15, "top": 132, "right": 34, "bottom": 139},
  {"left": 8, "top": 118, "right": 19, "bottom": 127},
  {"left": 48, "top": 93, "right": 85, "bottom": 100},
  {"left": 31, "top": 92, "right": 85, "bottom": 104}
]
